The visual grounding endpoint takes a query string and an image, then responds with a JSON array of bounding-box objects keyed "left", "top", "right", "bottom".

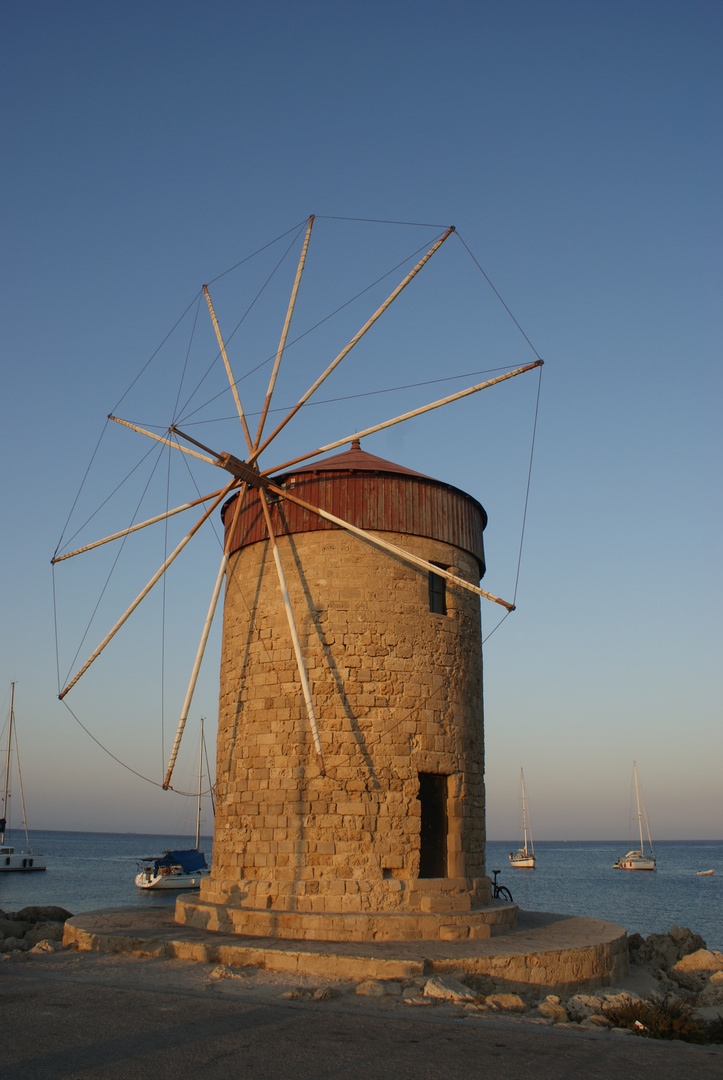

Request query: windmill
[{"left": 53, "top": 216, "right": 542, "bottom": 940}]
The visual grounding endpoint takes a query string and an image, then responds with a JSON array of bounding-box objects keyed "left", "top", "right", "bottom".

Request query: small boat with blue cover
[{"left": 135, "top": 720, "right": 211, "bottom": 890}]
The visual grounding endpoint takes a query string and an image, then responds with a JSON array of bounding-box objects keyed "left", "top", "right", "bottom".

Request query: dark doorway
[{"left": 418, "top": 772, "right": 448, "bottom": 878}]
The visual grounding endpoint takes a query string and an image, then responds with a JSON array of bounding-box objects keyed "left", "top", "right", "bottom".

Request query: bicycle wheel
[{"left": 496, "top": 886, "right": 513, "bottom": 902}]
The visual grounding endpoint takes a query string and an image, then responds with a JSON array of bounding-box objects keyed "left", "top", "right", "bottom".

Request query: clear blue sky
[{"left": 1, "top": 1, "right": 720, "bottom": 842}]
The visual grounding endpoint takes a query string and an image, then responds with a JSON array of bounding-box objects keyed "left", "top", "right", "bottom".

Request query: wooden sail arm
[
  {"left": 265, "top": 480, "right": 515, "bottom": 612},
  {"left": 108, "top": 414, "right": 216, "bottom": 465},
  {"left": 51, "top": 486, "right": 234, "bottom": 564},
  {"left": 58, "top": 480, "right": 236, "bottom": 700},
  {"left": 258, "top": 488, "right": 326, "bottom": 775},
  {"left": 203, "top": 285, "right": 254, "bottom": 453},
  {"left": 249, "top": 226, "right": 456, "bottom": 464},
  {"left": 162, "top": 483, "right": 250, "bottom": 790},
  {"left": 254, "top": 215, "right": 314, "bottom": 451},
  {"left": 261, "top": 359, "right": 544, "bottom": 477}
]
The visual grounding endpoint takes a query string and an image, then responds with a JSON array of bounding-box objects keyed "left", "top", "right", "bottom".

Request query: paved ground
[{"left": 3, "top": 949, "right": 722, "bottom": 1079}]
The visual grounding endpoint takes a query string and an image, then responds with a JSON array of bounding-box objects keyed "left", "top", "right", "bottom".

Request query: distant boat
[
  {"left": 509, "top": 768, "right": 535, "bottom": 868},
  {"left": 135, "top": 720, "right": 211, "bottom": 890},
  {"left": 696, "top": 869, "right": 714, "bottom": 876},
  {"left": 613, "top": 762, "right": 656, "bottom": 871},
  {"left": 1, "top": 683, "right": 47, "bottom": 872}
]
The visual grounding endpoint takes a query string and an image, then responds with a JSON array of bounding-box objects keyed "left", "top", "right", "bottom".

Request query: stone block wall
[{"left": 197, "top": 524, "right": 490, "bottom": 926}]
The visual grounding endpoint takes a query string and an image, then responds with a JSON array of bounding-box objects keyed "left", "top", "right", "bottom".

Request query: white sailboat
[
  {"left": 1, "top": 683, "right": 47, "bottom": 872},
  {"left": 509, "top": 768, "right": 535, "bottom": 868},
  {"left": 613, "top": 761, "right": 656, "bottom": 870},
  {"left": 135, "top": 720, "right": 212, "bottom": 890}
]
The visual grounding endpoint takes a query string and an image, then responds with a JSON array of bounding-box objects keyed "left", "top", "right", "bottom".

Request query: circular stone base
[{"left": 174, "top": 895, "right": 517, "bottom": 942}]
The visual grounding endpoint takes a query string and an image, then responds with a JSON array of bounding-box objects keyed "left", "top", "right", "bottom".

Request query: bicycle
[{"left": 490, "top": 869, "right": 513, "bottom": 902}]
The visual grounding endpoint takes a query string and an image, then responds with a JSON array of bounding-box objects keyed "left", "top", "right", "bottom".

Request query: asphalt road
[{"left": 2, "top": 952, "right": 722, "bottom": 1080}]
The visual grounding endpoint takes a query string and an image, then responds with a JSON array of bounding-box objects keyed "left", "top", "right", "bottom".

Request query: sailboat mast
[
  {"left": 1, "top": 683, "right": 14, "bottom": 845},
  {"left": 195, "top": 719, "right": 204, "bottom": 850},
  {"left": 633, "top": 761, "right": 645, "bottom": 853},
  {"left": 520, "top": 768, "right": 528, "bottom": 854}
]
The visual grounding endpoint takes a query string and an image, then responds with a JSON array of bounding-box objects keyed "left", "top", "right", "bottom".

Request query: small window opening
[
  {"left": 428, "top": 563, "right": 448, "bottom": 615},
  {"left": 418, "top": 772, "right": 448, "bottom": 878}
]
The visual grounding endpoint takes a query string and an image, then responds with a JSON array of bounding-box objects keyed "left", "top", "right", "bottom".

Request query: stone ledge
[{"left": 175, "top": 895, "right": 517, "bottom": 942}]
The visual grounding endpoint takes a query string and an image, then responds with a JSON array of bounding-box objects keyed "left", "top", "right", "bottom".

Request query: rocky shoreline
[{"left": 2, "top": 908, "right": 722, "bottom": 1044}]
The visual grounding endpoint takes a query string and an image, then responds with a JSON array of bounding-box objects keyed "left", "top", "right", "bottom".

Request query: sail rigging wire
[
  {"left": 170, "top": 291, "right": 203, "bottom": 422},
  {"left": 59, "top": 698, "right": 214, "bottom": 797},
  {"left": 176, "top": 362, "right": 534, "bottom": 429},
  {"left": 12, "top": 711, "right": 31, "bottom": 847},
  {"left": 54, "top": 439, "right": 170, "bottom": 690},
  {"left": 315, "top": 215, "right": 449, "bottom": 228},
  {"left": 512, "top": 361, "right": 543, "bottom": 606},
  {"left": 205, "top": 217, "right": 310, "bottom": 287},
  {"left": 455, "top": 231, "right": 544, "bottom": 362},
  {"left": 53, "top": 440, "right": 172, "bottom": 559},
  {"left": 110, "top": 219, "right": 311, "bottom": 418},
  {"left": 53, "top": 418, "right": 111, "bottom": 559}
]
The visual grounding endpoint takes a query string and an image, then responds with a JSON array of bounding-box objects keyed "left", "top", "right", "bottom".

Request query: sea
[{"left": 1, "top": 832, "right": 721, "bottom": 951}]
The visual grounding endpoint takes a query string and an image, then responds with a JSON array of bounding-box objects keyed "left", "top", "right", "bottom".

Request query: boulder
[
  {"left": 537, "top": 1000, "right": 568, "bottom": 1023},
  {"left": 698, "top": 970, "right": 723, "bottom": 1007},
  {"left": 630, "top": 926, "right": 707, "bottom": 974},
  {"left": 424, "top": 977, "right": 477, "bottom": 1003},
  {"left": 0, "top": 917, "right": 30, "bottom": 940},
  {"left": 669, "top": 950, "right": 723, "bottom": 992},
  {"left": 0, "top": 937, "right": 30, "bottom": 952},
  {"left": 484, "top": 993, "right": 527, "bottom": 1013},
  {"left": 601, "top": 991, "right": 640, "bottom": 1013},
  {"left": 693, "top": 1005, "right": 723, "bottom": 1024},
  {"left": 566, "top": 994, "right": 604, "bottom": 1020},
  {"left": 12, "top": 906, "right": 73, "bottom": 924},
  {"left": 30, "top": 940, "right": 62, "bottom": 953},
  {"left": 25, "top": 921, "right": 65, "bottom": 946},
  {"left": 355, "top": 979, "right": 401, "bottom": 998},
  {"left": 580, "top": 1014, "right": 612, "bottom": 1028}
]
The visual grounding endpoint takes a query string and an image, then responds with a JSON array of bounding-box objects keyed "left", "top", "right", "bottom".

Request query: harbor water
[{"left": 1, "top": 832, "right": 720, "bottom": 951}]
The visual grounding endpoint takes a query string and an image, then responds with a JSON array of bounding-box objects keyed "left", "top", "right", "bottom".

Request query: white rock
[
  {"left": 423, "top": 980, "right": 479, "bottom": 1002},
  {"left": 356, "top": 979, "right": 399, "bottom": 997},
  {"left": 566, "top": 993, "right": 604, "bottom": 1020},
  {"left": 29, "top": 939, "right": 60, "bottom": 953},
  {"left": 537, "top": 1001, "right": 568, "bottom": 1023},
  {"left": 424, "top": 976, "right": 477, "bottom": 1003},
  {"left": 484, "top": 993, "right": 527, "bottom": 1012}
]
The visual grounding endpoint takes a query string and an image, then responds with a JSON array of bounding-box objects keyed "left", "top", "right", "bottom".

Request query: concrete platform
[{"left": 63, "top": 904, "right": 629, "bottom": 996}]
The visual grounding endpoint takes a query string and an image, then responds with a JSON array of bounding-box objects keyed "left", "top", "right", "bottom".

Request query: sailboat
[
  {"left": 613, "top": 761, "right": 656, "bottom": 870},
  {"left": 1, "top": 684, "right": 47, "bottom": 872},
  {"left": 509, "top": 768, "right": 536, "bottom": 868},
  {"left": 135, "top": 720, "right": 212, "bottom": 890}
]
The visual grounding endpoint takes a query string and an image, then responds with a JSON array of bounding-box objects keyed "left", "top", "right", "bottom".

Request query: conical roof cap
[{"left": 279, "top": 439, "right": 431, "bottom": 480}]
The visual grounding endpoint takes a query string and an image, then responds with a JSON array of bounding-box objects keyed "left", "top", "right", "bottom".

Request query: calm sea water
[{"left": 1, "top": 832, "right": 720, "bottom": 950}]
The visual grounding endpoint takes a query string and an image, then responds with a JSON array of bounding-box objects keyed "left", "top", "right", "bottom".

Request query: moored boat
[
  {"left": 509, "top": 768, "right": 536, "bottom": 868},
  {"left": 135, "top": 847, "right": 209, "bottom": 890},
  {"left": 613, "top": 762, "right": 655, "bottom": 870},
  {"left": 135, "top": 719, "right": 211, "bottom": 890},
  {"left": 1, "top": 684, "right": 47, "bottom": 872}
]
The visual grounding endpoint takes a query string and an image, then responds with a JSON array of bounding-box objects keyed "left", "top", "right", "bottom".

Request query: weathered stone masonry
[{"left": 177, "top": 446, "right": 515, "bottom": 941}]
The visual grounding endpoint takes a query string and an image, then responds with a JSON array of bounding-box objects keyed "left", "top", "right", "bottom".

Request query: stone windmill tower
[
  {"left": 54, "top": 218, "right": 541, "bottom": 941},
  {"left": 177, "top": 440, "right": 516, "bottom": 942}
]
